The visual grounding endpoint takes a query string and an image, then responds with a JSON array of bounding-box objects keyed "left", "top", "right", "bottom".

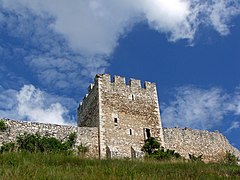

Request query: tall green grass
[{"left": 0, "top": 152, "right": 239, "bottom": 179}]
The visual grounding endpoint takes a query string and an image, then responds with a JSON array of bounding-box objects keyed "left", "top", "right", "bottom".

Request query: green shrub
[
  {"left": 39, "top": 136, "right": 64, "bottom": 153},
  {"left": 0, "top": 120, "right": 7, "bottom": 131},
  {"left": 77, "top": 143, "right": 88, "bottom": 157},
  {"left": 0, "top": 132, "right": 78, "bottom": 154},
  {"left": 142, "top": 137, "right": 181, "bottom": 160},
  {"left": 189, "top": 154, "right": 203, "bottom": 162},
  {"left": 64, "top": 132, "right": 77, "bottom": 149},
  {"left": 222, "top": 151, "right": 238, "bottom": 165},
  {"left": 149, "top": 148, "right": 181, "bottom": 160},
  {"left": 17, "top": 133, "right": 41, "bottom": 153},
  {"left": 141, "top": 137, "right": 160, "bottom": 155}
]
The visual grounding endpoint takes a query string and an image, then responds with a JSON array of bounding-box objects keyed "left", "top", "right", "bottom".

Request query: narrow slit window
[
  {"left": 132, "top": 94, "right": 135, "bottom": 101},
  {"left": 114, "top": 118, "right": 118, "bottom": 123},
  {"left": 130, "top": 129, "right": 132, "bottom": 135}
]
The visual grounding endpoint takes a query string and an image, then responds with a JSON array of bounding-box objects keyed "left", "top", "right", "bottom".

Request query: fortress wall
[
  {"left": 0, "top": 119, "right": 99, "bottom": 157},
  {"left": 163, "top": 128, "right": 240, "bottom": 162},
  {"left": 1, "top": 120, "right": 239, "bottom": 161},
  {"left": 0, "top": 118, "right": 77, "bottom": 146}
]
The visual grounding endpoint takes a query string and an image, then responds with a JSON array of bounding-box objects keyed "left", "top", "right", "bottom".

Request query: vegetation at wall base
[
  {"left": 189, "top": 154, "right": 203, "bottom": 162},
  {"left": 77, "top": 143, "right": 89, "bottom": 157},
  {"left": 0, "top": 152, "right": 239, "bottom": 179},
  {"left": 142, "top": 137, "right": 182, "bottom": 160},
  {"left": 0, "top": 134, "right": 239, "bottom": 179},
  {"left": 222, "top": 151, "right": 239, "bottom": 165},
  {"left": 141, "top": 137, "right": 238, "bottom": 165},
  {"left": 0, "top": 132, "right": 77, "bottom": 154}
]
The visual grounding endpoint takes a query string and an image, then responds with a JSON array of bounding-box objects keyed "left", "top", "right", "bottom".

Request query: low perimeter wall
[
  {"left": 1, "top": 119, "right": 239, "bottom": 161},
  {"left": 0, "top": 118, "right": 99, "bottom": 157},
  {"left": 163, "top": 127, "right": 240, "bottom": 162}
]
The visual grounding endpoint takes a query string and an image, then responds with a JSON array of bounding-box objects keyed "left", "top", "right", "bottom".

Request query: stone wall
[
  {"left": 78, "top": 82, "right": 99, "bottom": 127},
  {"left": 97, "top": 74, "right": 164, "bottom": 158},
  {"left": 0, "top": 119, "right": 99, "bottom": 157},
  {"left": 77, "top": 127, "right": 99, "bottom": 157},
  {"left": 163, "top": 127, "right": 240, "bottom": 162}
]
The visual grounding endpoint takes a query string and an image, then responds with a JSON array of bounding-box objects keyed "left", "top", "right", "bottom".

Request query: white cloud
[
  {"left": 0, "top": 0, "right": 139, "bottom": 56},
  {"left": 0, "top": 86, "right": 18, "bottom": 119},
  {"left": 0, "top": 85, "right": 76, "bottom": 125},
  {"left": 139, "top": 0, "right": 195, "bottom": 40},
  {"left": 24, "top": 55, "right": 106, "bottom": 91},
  {"left": 16, "top": 85, "right": 66, "bottom": 124},
  {"left": 209, "top": 0, "right": 240, "bottom": 35},
  {"left": 1, "top": 0, "right": 239, "bottom": 55},
  {"left": 225, "top": 121, "right": 240, "bottom": 133},
  {"left": 161, "top": 86, "right": 229, "bottom": 129},
  {"left": 0, "top": 0, "right": 239, "bottom": 93},
  {"left": 228, "top": 87, "right": 240, "bottom": 115},
  {"left": 140, "top": 0, "right": 240, "bottom": 41},
  {"left": 161, "top": 86, "right": 240, "bottom": 130}
]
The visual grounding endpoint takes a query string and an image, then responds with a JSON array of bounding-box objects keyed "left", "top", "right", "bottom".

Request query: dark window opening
[
  {"left": 132, "top": 94, "right": 135, "bottom": 100},
  {"left": 146, "top": 128, "right": 151, "bottom": 139},
  {"left": 130, "top": 129, "right": 132, "bottom": 135},
  {"left": 114, "top": 118, "right": 118, "bottom": 123}
]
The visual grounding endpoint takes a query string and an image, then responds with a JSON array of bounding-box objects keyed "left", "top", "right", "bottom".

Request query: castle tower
[{"left": 78, "top": 74, "right": 164, "bottom": 158}]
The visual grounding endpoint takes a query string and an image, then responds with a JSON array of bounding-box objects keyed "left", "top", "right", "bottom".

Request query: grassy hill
[{"left": 0, "top": 152, "right": 239, "bottom": 179}]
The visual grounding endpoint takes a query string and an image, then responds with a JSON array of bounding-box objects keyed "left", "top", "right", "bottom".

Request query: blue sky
[{"left": 0, "top": 1, "right": 240, "bottom": 149}]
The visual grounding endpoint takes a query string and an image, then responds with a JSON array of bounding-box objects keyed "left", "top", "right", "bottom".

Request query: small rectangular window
[
  {"left": 144, "top": 128, "right": 151, "bottom": 140},
  {"left": 130, "top": 129, "right": 132, "bottom": 135},
  {"left": 114, "top": 118, "right": 118, "bottom": 123}
]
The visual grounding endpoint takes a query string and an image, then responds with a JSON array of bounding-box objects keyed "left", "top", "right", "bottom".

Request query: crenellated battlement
[
  {"left": 113, "top": 75, "right": 126, "bottom": 85},
  {"left": 79, "top": 74, "right": 158, "bottom": 112},
  {"left": 129, "top": 78, "right": 141, "bottom": 88},
  {"left": 94, "top": 74, "right": 156, "bottom": 90}
]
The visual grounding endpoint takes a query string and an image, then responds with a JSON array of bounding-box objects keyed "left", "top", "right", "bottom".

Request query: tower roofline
[{"left": 95, "top": 74, "right": 156, "bottom": 90}]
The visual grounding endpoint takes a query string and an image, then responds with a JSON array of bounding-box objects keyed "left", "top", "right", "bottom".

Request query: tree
[
  {"left": 141, "top": 137, "right": 182, "bottom": 160},
  {"left": 141, "top": 137, "right": 160, "bottom": 155}
]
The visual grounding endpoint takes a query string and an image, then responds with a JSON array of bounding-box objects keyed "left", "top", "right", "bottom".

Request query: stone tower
[{"left": 78, "top": 74, "right": 164, "bottom": 158}]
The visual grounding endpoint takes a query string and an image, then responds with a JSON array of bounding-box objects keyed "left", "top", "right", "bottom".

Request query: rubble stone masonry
[
  {"left": 77, "top": 74, "right": 164, "bottom": 158},
  {"left": 164, "top": 128, "right": 240, "bottom": 162},
  {"left": 0, "top": 119, "right": 99, "bottom": 158},
  {"left": 97, "top": 74, "right": 164, "bottom": 158}
]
